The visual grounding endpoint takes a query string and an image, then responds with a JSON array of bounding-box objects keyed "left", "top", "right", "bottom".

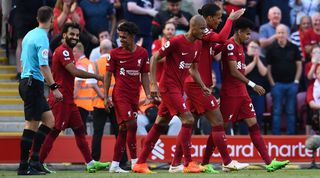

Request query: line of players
[{"left": 17, "top": 3, "right": 290, "bottom": 176}]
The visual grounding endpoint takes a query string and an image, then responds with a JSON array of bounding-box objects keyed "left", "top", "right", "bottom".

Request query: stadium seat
[{"left": 296, "top": 92, "right": 307, "bottom": 134}]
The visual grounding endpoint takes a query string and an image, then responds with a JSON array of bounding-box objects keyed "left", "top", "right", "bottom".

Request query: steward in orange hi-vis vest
[
  {"left": 74, "top": 56, "right": 95, "bottom": 111},
  {"left": 92, "top": 54, "right": 115, "bottom": 109}
]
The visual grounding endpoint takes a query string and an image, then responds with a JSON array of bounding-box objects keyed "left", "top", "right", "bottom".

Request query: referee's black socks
[
  {"left": 19, "top": 129, "right": 35, "bottom": 170},
  {"left": 31, "top": 124, "right": 51, "bottom": 162}
]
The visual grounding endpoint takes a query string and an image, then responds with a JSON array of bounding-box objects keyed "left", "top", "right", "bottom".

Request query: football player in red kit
[
  {"left": 132, "top": 15, "right": 211, "bottom": 174},
  {"left": 104, "top": 21, "right": 151, "bottom": 173},
  {"left": 220, "top": 18, "right": 289, "bottom": 172}
]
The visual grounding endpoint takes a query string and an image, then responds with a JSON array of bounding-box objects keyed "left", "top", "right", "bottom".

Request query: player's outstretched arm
[{"left": 65, "top": 62, "right": 103, "bottom": 81}]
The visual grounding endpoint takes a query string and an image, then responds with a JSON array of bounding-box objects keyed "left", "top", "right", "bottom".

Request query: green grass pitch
[{"left": 2, "top": 170, "right": 320, "bottom": 178}]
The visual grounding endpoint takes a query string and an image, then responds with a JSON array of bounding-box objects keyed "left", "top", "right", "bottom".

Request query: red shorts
[
  {"left": 220, "top": 95, "right": 256, "bottom": 122},
  {"left": 185, "top": 83, "right": 219, "bottom": 114},
  {"left": 113, "top": 98, "right": 138, "bottom": 124},
  {"left": 158, "top": 91, "right": 189, "bottom": 118},
  {"left": 49, "top": 101, "right": 83, "bottom": 130}
]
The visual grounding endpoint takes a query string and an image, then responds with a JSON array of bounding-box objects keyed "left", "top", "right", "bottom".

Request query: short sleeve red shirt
[
  {"left": 220, "top": 38, "right": 248, "bottom": 97},
  {"left": 152, "top": 38, "right": 165, "bottom": 82},
  {"left": 107, "top": 46, "right": 149, "bottom": 102},
  {"left": 158, "top": 34, "right": 202, "bottom": 93},
  {"left": 48, "top": 44, "right": 75, "bottom": 104}
]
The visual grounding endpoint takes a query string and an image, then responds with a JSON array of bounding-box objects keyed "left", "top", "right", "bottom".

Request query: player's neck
[
  {"left": 233, "top": 35, "right": 242, "bottom": 45},
  {"left": 184, "top": 33, "right": 196, "bottom": 42},
  {"left": 123, "top": 44, "right": 137, "bottom": 52}
]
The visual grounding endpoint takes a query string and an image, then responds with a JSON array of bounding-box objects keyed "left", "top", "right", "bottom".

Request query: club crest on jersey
[
  {"left": 62, "top": 50, "right": 70, "bottom": 60},
  {"left": 227, "top": 44, "right": 234, "bottom": 51},
  {"left": 137, "top": 59, "right": 142, "bottom": 66},
  {"left": 161, "top": 41, "right": 170, "bottom": 51}
]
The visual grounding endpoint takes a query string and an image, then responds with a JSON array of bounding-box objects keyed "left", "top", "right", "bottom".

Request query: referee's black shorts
[{"left": 19, "top": 78, "right": 50, "bottom": 121}]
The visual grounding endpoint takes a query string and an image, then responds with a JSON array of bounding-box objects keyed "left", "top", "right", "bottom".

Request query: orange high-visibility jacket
[
  {"left": 74, "top": 57, "right": 94, "bottom": 111},
  {"left": 92, "top": 54, "right": 115, "bottom": 109}
]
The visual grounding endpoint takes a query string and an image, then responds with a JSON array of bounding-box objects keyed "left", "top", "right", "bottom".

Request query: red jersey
[
  {"left": 152, "top": 38, "right": 166, "bottom": 82},
  {"left": 48, "top": 44, "right": 75, "bottom": 104},
  {"left": 302, "top": 28, "right": 320, "bottom": 47},
  {"left": 107, "top": 46, "right": 149, "bottom": 103},
  {"left": 220, "top": 38, "right": 248, "bottom": 97},
  {"left": 185, "top": 19, "right": 232, "bottom": 86},
  {"left": 158, "top": 34, "right": 201, "bottom": 93}
]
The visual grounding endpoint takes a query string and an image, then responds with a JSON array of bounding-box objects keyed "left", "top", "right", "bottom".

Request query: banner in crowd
[{"left": 0, "top": 135, "right": 319, "bottom": 163}]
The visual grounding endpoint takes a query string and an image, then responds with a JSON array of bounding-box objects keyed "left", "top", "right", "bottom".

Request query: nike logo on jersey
[
  {"left": 182, "top": 52, "right": 188, "bottom": 55},
  {"left": 228, "top": 114, "right": 233, "bottom": 120}
]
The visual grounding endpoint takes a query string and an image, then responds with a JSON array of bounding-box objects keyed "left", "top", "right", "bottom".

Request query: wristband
[
  {"left": 248, "top": 80, "right": 256, "bottom": 88},
  {"left": 294, "top": 80, "right": 299, "bottom": 84},
  {"left": 49, "top": 83, "right": 59, "bottom": 90}
]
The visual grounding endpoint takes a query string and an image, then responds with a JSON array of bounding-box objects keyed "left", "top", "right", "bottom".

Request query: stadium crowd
[{"left": 1, "top": 0, "right": 320, "bottom": 175}]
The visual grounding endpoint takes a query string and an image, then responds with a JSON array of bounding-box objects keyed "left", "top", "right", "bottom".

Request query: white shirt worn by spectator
[{"left": 89, "top": 47, "right": 101, "bottom": 62}]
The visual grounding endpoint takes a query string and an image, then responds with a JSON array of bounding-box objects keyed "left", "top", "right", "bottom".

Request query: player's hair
[
  {"left": 62, "top": 22, "right": 81, "bottom": 34},
  {"left": 117, "top": 21, "right": 139, "bottom": 35},
  {"left": 198, "top": 3, "right": 221, "bottom": 17},
  {"left": 233, "top": 17, "right": 255, "bottom": 31},
  {"left": 37, "top": 6, "right": 53, "bottom": 23}
]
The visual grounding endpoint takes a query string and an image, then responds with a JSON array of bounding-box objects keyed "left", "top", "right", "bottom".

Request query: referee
[{"left": 17, "top": 6, "right": 63, "bottom": 175}]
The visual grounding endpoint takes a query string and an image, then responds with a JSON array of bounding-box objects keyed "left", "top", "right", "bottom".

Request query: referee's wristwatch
[{"left": 49, "top": 83, "right": 59, "bottom": 90}]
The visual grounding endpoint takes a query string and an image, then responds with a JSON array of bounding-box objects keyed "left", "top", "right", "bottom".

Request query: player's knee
[
  {"left": 181, "top": 112, "right": 194, "bottom": 124},
  {"left": 73, "top": 125, "right": 86, "bottom": 135},
  {"left": 126, "top": 120, "right": 137, "bottom": 131},
  {"left": 24, "top": 121, "right": 40, "bottom": 132}
]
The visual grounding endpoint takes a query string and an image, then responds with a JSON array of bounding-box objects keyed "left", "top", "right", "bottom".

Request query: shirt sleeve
[
  {"left": 294, "top": 45, "right": 302, "bottom": 61},
  {"left": 59, "top": 49, "right": 74, "bottom": 67},
  {"left": 141, "top": 50, "right": 150, "bottom": 73},
  {"left": 106, "top": 52, "right": 115, "bottom": 73},
  {"left": 202, "top": 19, "right": 232, "bottom": 43},
  {"left": 158, "top": 38, "right": 175, "bottom": 59},
  {"left": 37, "top": 36, "right": 49, "bottom": 66},
  {"left": 224, "top": 42, "right": 237, "bottom": 61},
  {"left": 259, "top": 25, "right": 268, "bottom": 39}
]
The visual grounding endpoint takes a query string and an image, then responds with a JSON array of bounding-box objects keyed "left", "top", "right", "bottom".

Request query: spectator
[
  {"left": 13, "top": 0, "right": 44, "bottom": 79},
  {"left": 290, "top": 16, "right": 312, "bottom": 61},
  {"left": 151, "top": 0, "right": 192, "bottom": 40},
  {"left": 289, "top": 0, "right": 320, "bottom": 28},
  {"left": 1, "top": 0, "right": 12, "bottom": 47},
  {"left": 302, "top": 13, "right": 320, "bottom": 59},
  {"left": 79, "top": 0, "right": 116, "bottom": 38},
  {"left": 123, "top": 0, "right": 158, "bottom": 56},
  {"left": 52, "top": 0, "right": 85, "bottom": 36},
  {"left": 305, "top": 46, "right": 320, "bottom": 135},
  {"left": 306, "top": 64, "right": 320, "bottom": 134},
  {"left": 89, "top": 30, "right": 111, "bottom": 62},
  {"left": 266, "top": 24, "right": 302, "bottom": 135},
  {"left": 243, "top": 0, "right": 258, "bottom": 25},
  {"left": 91, "top": 39, "right": 119, "bottom": 161},
  {"left": 238, "top": 40, "right": 267, "bottom": 134},
  {"left": 259, "top": 6, "right": 282, "bottom": 50}
]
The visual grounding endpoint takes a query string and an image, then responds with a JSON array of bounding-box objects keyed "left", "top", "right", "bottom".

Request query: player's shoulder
[
  {"left": 223, "top": 38, "right": 236, "bottom": 51},
  {"left": 136, "top": 46, "right": 148, "bottom": 55}
]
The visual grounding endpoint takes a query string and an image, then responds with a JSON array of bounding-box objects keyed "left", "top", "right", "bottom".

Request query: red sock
[
  {"left": 137, "top": 124, "right": 164, "bottom": 164},
  {"left": 211, "top": 125, "right": 232, "bottom": 165},
  {"left": 249, "top": 124, "right": 272, "bottom": 165},
  {"left": 113, "top": 130, "right": 127, "bottom": 161},
  {"left": 177, "top": 124, "right": 193, "bottom": 166},
  {"left": 126, "top": 122, "right": 137, "bottom": 159},
  {"left": 73, "top": 127, "right": 92, "bottom": 163},
  {"left": 202, "top": 133, "right": 215, "bottom": 165},
  {"left": 39, "top": 129, "right": 60, "bottom": 163},
  {"left": 171, "top": 144, "right": 183, "bottom": 166}
]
